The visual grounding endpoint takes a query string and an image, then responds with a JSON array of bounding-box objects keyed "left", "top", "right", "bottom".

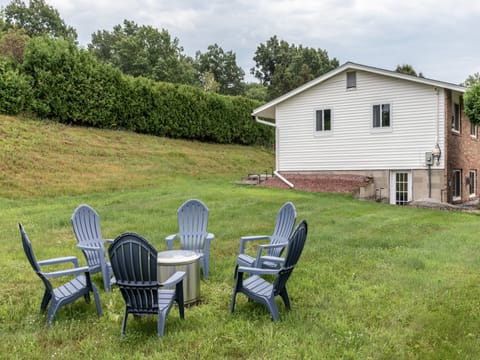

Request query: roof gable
[{"left": 253, "top": 62, "right": 466, "bottom": 119}]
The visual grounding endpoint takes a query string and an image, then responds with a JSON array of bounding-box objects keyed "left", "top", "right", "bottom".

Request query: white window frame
[
  {"left": 389, "top": 171, "right": 412, "bottom": 205},
  {"left": 452, "top": 102, "right": 461, "bottom": 133},
  {"left": 469, "top": 170, "right": 476, "bottom": 197},
  {"left": 314, "top": 108, "right": 333, "bottom": 134},
  {"left": 453, "top": 169, "right": 462, "bottom": 201},
  {"left": 372, "top": 103, "right": 391, "bottom": 129}
]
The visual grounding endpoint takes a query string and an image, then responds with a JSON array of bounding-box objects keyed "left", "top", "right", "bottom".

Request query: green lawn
[{"left": 1, "top": 115, "right": 480, "bottom": 359}]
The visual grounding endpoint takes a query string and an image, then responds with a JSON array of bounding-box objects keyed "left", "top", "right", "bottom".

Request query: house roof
[{"left": 252, "top": 62, "right": 466, "bottom": 120}]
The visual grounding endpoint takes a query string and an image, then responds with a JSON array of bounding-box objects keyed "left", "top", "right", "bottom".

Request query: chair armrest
[
  {"left": 103, "top": 239, "right": 114, "bottom": 244},
  {"left": 38, "top": 256, "right": 79, "bottom": 268},
  {"left": 255, "top": 243, "right": 286, "bottom": 264},
  {"left": 160, "top": 271, "right": 186, "bottom": 287},
  {"left": 238, "top": 235, "right": 270, "bottom": 254},
  {"left": 165, "top": 234, "right": 178, "bottom": 250},
  {"left": 237, "top": 266, "right": 279, "bottom": 276},
  {"left": 206, "top": 233, "right": 214, "bottom": 242},
  {"left": 44, "top": 266, "right": 90, "bottom": 279},
  {"left": 257, "top": 255, "right": 284, "bottom": 268}
]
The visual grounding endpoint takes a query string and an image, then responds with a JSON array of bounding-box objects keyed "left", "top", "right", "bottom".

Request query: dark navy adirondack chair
[
  {"left": 165, "top": 199, "right": 214, "bottom": 279},
  {"left": 71, "top": 204, "right": 113, "bottom": 291},
  {"left": 19, "top": 223, "right": 102, "bottom": 324},
  {"left": 230, "top": 220, "right": 308, "bottom": 321},
  {"left": 235, "top": 202, "right": 296, "bottom": 274},
  {"left": 109, "top": 232, "right": 186, "bottom": 338}
]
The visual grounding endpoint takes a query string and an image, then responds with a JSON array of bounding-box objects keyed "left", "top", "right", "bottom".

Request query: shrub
[{"left": 8, "top": 35, "right": 273, "bottom": 146}]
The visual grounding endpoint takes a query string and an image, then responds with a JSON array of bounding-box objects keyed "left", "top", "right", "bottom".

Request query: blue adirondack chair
[
  {"left": 19, "top": 223, "right": 102, "bottom": 324},
  {"left": 109, "top": 232, "right": 186, "bottom": 337},
  {"left": 71, "top": 204, "right": 114, "bottom": 291},
  {"left": 235, "top": 202, "right": 296, "bottom": 275},
  {"left": 165, "top": 199, "right": 214, "bottom": 279},
  {"left": 230, "top": 220, "right": 308, "bottom": 321}
]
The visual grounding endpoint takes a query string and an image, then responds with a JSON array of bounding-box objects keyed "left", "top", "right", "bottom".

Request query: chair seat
[
  {"left": 53, "top": 275, "right": 89, "bottom": 300},
  {"left": 242, "top": 275, "right": 273, "bottom": 297}
]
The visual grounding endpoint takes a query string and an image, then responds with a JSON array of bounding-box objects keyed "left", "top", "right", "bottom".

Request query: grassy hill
[
  {"left": 1, "top": 115, "right": 480, "bottom": 358},
  {"left": 0, "top": 115, "right": 274, "bottom": 198}
]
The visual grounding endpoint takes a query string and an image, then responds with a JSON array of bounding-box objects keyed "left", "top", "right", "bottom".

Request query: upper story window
[
  {"left": 470, "top": 121, "right": 477, "bottom": 138},
  {"left": 315, "top": 109, "right": 332, "bottom": 132},
  {"left": 452, "top": 102, "right": 461, "bottom": 133},
  {"left": 346, "top": 71, "right": 356, "bottom": 89},
  {"left": 372, "top": 104, "right": 390, "bottom": 128}
]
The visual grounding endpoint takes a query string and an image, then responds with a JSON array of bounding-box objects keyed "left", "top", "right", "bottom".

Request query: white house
[{"left": 253, "top": 62, "right": 478, "bottom": 205}]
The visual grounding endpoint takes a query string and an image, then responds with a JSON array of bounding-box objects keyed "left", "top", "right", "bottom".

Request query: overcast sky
[{"left": 3, "top": 0, "right": 479, "bottom": 84}]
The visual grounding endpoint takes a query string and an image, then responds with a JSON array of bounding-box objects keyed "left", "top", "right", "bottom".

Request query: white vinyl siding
[{"left": 275, "top": 70, "right": 445, "bottom": 171}]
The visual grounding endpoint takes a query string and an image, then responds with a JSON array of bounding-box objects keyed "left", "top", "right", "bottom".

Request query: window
[
  {"left": 469, "top": 170, "right": 476, "bottom": 197},
  {"left": 390, "top": 171, "right": 412, "bottom": 205},
  {"left": 453, "top": 169, "right": 462, "bottom": 201},
  {"left": 470, "top": 121, "right": 477, "bottom": 138},
  {"left": 452, "top": 102, "right": 460, "bottom": 132},
  {"left": 373, "top": 104, "right": 390, "bottom": 128},
  {"left": 346, "top": 71, "right": 356, "bottom": 89},
  {"left": 315, "top": 109, "right": 332, "bottom": 132}
]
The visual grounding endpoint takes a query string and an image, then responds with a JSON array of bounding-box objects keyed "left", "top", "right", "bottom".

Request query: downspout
[
  {"left": 274, "top": 170, "right": 295, "bottom": 188},
  {"left": 255, "top": 117, "right": 295, "bottom": 189}
]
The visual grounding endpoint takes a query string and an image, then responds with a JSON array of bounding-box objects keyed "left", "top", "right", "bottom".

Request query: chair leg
[
  {"left": 158, "top": 311, "right": 166, "bottom": 338},
  {"left": 202, "top": 257, "right": 209, "bottom": 279},
  {"left": 84, "top": 292, "right": 91, "bottom": 304},
  {"left": 40, "top": 291, "right": 51, "bottom": 312},
  {"left": 279, "top": 288, "right": 291, "bottom": 310},
  {"left": 121, "top": 310, "right": 128, "bottom": 335},
  {"left": 265, "top": 297, "right": 280, "bottom": 322},
  {"left": 91, "top": 284, "right": 103, "bottom": 317},
  {"left": 176, "top": 282, "right": 185, "bottom": 319},
  {"left": 230, "top": 273, "right": 243, "bottom": 314},
  {"left": 47, "top": 301, "right": 60, "bottom": 324}
]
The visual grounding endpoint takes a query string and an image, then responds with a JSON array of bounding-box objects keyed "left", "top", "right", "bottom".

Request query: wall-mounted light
[{"left": 432, "top": 143, "right": 441, "bottom": 166}]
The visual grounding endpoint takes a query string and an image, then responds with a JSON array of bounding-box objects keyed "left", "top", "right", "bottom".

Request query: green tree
[
  {"left": 3, "top": 0, "right": 77, "bottom": 39},
  {"left": 463, "top": 72, "right": 480, "bottom": 88},
  {"left": 395, "top": 64, "right": 424, "bottom": 77},
  {"left": 243, "top": 82, "right": 268, "bottom": 102},
  {"left": 0, "top": 28, "right": 30, "bottom": 64},
  {"left": 464, "top": 82, "right": 480, "bottom": 126},
  {"left": 195, "top": 43, "right": 245, "bottom": 95},
  {"left": 251, "top": 35, "right": 339, "bottom": 99},
  {"left": 88, "top": 20, "right": 197, "bottom": 85}
]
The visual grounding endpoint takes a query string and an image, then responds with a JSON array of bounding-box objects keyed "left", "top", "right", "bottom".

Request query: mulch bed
[{"left": 259, "top": 173, "right": 372, "bottom": 193}]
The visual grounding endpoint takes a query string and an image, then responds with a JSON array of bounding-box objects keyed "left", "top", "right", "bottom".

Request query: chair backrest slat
[
  {"left": 71, "top": 204, "right": 104, "bottom": 266},
  {"left": 109, "top": 233, "right": 159, "bottom": 311},
  {"left": 177, "top": 199, "right": 209, "bottom": 251},
  {"left": 269, "top": 202, "right": 297, "bottom": 257}
]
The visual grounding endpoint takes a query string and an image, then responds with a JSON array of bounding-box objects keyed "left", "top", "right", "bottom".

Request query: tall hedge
[{"left": 9, "top": 35, "right": 273, "bottom": 146}]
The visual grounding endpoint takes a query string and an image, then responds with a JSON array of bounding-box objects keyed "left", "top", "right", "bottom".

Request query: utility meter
[{"left": 425, "top": 152, "right": 434, "bottom": 166}]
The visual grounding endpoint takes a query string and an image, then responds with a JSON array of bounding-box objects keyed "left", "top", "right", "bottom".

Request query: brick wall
[{"left": 445, "top": 90, "right": 480, "bottom": 203}]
